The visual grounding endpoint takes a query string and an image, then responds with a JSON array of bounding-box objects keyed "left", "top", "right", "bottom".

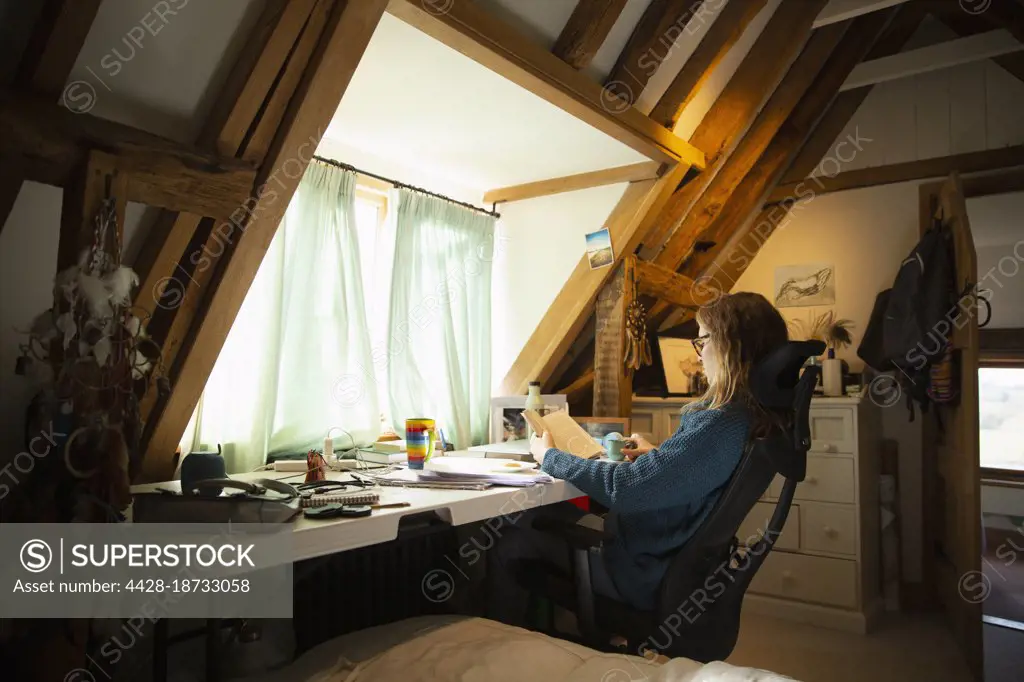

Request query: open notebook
[{"left": 522, "top": 409, "right": 604, "bottom": 459}]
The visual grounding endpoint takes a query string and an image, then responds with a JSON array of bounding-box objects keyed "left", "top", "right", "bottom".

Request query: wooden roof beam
[
  {"left": 841, "top": 29, "right": 1023, "bottom": 91},
  {"left": 782, "top": 1, "right": 927, "bottom": 183},
  {"left": 931, "top": 1, "right": 1024, "bottom": 86},
  {"left": 1, "top": 0, "right": 104, "bottom": 239},
  {"left": 498, "top": 162, "right": 692, "bottom": 396},
  {"left": 552, "top": 0, "right": 628, "bottom": 70},
  {"left": 647, "top": 9, "right": 899, "bottom": 328},
  {"left": 603, "top": 0, "right": 704, "bottom": 106},
  {"left": 0, "top": 90, "right": 258, "bottom": 221},
  {"left": 649, "top": 0, "right": 770, "bottom": 130},
  {"left": 638, "top": 0, "right": 830, "bottom": 260},
  {"left": 633, "top": 256, "right": 700, "bottom": 309},
  {"left": 768, "top": 145, "right": 1024, "bottom": 202},
  {"left": 483, "top": 161, "right": 662, "bottom": 204},
  {"left": 386, "top": 0, "right": 705, "bottom": 170},
  {"left": 650, "top": 19, "right": 857, "bottom": 276},
  {"left": 980, "top": 0, "right": 1024, "bottom": 45},
  {"left": 15, "top": 0, "right": 104, "bottom": 95},
  {"left": 142, "top": 0, "right": 392, "bottom": 481},
  {"left": 814, "top": 0, "right": 911, "bottom": 28}
]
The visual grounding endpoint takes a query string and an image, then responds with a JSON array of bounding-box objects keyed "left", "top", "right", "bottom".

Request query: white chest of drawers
[{"left": 631, "top": 394, "right": 882, "bottom": 633}]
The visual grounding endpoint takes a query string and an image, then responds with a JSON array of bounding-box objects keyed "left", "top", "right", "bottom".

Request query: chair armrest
[{"left": 532, "top": 516, "right": 615, "bottom": 550}]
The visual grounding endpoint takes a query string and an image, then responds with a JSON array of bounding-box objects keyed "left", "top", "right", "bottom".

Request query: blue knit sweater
[{"left": 539, "top": 404, "right": 750, "bottom": 610}]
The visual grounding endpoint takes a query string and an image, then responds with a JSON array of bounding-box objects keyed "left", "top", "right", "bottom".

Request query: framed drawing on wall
[{"left": 489, "top": 395, "right": 568, "bottom": 443}]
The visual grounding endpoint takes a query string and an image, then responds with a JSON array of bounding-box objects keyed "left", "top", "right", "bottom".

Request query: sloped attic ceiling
[{"left": 3, "top": 0, "right": 1024, "bottom": 479}]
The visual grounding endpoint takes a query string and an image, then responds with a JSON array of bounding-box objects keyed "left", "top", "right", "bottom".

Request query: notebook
[
  {"left": 299, "top": 491, "right": 380, "bottom": 508},
  {"left": 522, "top": 409, "right": 604, "bottom": 459}
]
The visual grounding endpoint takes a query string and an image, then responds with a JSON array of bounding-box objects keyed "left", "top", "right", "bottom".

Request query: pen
[
  {"left": 371, "top": 502, "right": 412, "bottom": 509},
  {"left": 439, "top": 428, "right": 448, "bottom": 451}
]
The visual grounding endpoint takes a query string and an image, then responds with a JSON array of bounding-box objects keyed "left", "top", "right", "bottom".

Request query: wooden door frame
[{"left": 918, "top": 166, "right": 1024, "bottom": 596}]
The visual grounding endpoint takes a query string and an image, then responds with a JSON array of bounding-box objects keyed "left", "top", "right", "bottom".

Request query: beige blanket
[{"left": 257, "top": 616, "right": 797, "bottom": 682}]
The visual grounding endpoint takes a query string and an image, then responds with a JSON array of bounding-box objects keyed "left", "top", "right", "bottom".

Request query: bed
[{"left": 250, "top": 616, "right": 798, "bottom": 682}]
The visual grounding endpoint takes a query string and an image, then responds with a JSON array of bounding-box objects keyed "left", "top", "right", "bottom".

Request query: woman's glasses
[{"left": 691, "top": 334, "right": 710, "bottom": 357}]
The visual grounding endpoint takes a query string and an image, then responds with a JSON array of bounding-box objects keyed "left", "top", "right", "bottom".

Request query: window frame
[{"left": 979, "top": 358, "right": 1024, "bottom": 481}]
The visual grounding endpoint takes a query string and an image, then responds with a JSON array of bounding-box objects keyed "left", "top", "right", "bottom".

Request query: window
[
  {"left": 352, "top": 187, "right": 392, "bottom": 426},
  {"left": 979, "top": 367, "right": 1024, "bottom": 473}
]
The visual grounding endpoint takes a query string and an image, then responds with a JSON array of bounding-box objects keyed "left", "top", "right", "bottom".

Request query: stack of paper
[{"left": 423, "top": 457, "right": 553, "bottom": 487}]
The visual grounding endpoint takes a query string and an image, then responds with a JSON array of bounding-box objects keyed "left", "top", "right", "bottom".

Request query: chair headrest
[{"left": 749, "top": 340, "right": 826, "bottom": 408}]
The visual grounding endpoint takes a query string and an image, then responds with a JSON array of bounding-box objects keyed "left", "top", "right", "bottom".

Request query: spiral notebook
[{"left": 299, "top": 491, "right": 380, "bottom": 508}]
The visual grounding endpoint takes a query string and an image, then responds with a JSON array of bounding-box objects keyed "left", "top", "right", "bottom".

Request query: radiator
[{"left": 292, "top": 515, "right": 461, "bottom": 654}]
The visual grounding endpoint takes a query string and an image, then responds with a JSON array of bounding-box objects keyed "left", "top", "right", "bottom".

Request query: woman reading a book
[{"left": 486, "top": 292, "right": 789, "bottom": 625}]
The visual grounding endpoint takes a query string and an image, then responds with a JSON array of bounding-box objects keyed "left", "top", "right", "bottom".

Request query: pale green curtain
[
  {"left": 181, "top": 162, "right": 378, "bottom": 472},
  {"left": 387, "top": 189, "right": 495, "bottom": 449}
]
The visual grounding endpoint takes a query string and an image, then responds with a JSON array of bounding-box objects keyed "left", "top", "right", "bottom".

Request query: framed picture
[
  {"left": 489, "top": 395, "right": 568, "bottom": 443},
  {"left": 573, "top": 417, "right": 631, "bottom": 444},
  {"left": 774, "top": 263, "right": 835, "bottom": 308},
  {"left": 658, "top": 336, "right": 702, "bottom": 394}
]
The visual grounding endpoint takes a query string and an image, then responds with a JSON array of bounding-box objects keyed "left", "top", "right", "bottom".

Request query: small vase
[{"left": 822, "top": 352, "right": 843, "bottom": 397}]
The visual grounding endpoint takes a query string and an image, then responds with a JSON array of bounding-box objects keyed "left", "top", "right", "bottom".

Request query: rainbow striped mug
[{"left": 405, "top": 418, "right": 436, "bottom": 470}]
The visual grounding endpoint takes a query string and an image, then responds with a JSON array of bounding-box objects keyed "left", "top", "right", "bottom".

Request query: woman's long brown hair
[{"left": 683, "top": 292, "right": 790, "bottom": 436}]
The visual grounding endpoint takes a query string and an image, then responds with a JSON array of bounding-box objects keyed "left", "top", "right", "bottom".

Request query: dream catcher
[
  {"left": 11, "top": 180, "right": 166, "bottom": 521},
  {"left": 623, "top": 267, "right": 652, "bottom": 371}
]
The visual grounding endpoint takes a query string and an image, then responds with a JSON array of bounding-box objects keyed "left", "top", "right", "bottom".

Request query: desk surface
[{"left": 131, "top": 460, "right": 582, "bottom": 563}]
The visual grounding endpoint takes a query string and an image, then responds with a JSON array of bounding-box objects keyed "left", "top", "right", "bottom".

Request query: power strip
[{"left": 271, "top": 460, "right": 308, "bottom": 472}]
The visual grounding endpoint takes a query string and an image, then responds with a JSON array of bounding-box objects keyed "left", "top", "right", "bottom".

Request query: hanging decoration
[
  {"left": 623, "top": 265, "right": 652, "bottom": 371},
  {"left": 10, "top": 182, "right": 168, "bottom": 522}
]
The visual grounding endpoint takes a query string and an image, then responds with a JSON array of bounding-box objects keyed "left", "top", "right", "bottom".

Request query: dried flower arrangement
[{"left": 10, "top": 195, "right": 167, "bottom": 522}]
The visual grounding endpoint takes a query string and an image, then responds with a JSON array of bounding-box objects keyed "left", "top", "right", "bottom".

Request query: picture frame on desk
[
  {"left": 573, "top": 417, "right": 630, "bottom": 443},
  {"left": 489, "top": 395, "right": 567, "bottom": 443}
]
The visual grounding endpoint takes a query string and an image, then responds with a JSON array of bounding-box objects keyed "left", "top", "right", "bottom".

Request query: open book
[{"left": 522, "top": 409, "right": 605, "bottom": 459}]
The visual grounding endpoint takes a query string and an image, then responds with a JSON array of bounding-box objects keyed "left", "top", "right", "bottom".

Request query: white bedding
[{"left": 254, "top": 616, "right": 798, "bottom": 682}]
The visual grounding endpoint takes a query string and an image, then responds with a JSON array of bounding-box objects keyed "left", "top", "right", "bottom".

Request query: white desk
[{"left": 130, "top": 461, "right": 584, "bottom": 564}]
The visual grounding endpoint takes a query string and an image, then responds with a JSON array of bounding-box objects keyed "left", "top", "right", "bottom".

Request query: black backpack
[{"left": 858, "top": 220, "right": 957, "bottom": 419}]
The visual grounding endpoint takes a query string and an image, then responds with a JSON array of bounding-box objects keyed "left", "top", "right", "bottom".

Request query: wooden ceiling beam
[
  {"left": 603, "top": 0, "right": 703, "bottom": 106},
  {"left": 813, "top": 0, "right": 911, "bottom": 28},
  {"left": 634, "top": 256, "right": 699, "bottom": 309},
  {"left": 141, "top": 0, "right": 392, "bottom": 481},
  {"left": 15, "top": 0, "right": 104, "bottom": 95},
  {"left": 768, "top": 144, "right": 1024, "bottom": 202},
  {"left": 982, "top": 0, "right": 1024, "bottom": 45},
  {"left": 132, "top": 0, "right": 325, "bottom": 404},
  {"left": 1, "top": 0, "right": 104, "bottom": 239},
  {"left": 0, "top": 90, "right": 257, "bottom": 221},
  {"left": 782, "top": 1, "right": 927, "bottom": 183},
  {"left": 483, "top": 161, "right": 662, "bottom": 204},
  {"left": 648, "top": 0, "right": 770, "bottom": 130},
  {"left": 552, "top": 0, "right": 629, "bottom": 70},
  {"left": 386, "top": 0, "right": 705, "bottom": 170},
  {"left": 650, "top": 19, "right": 855, "bottom": 275},
  {"left": 647, "top": 9, "right": 898, "bottom": 327},
  {"left": 932, "top": 0, "right": 1024, "bottom": 86},
  {"left": 638, "top": 0, "right": 830, "bottom": 260},
  {"left": 498, "top": 162, "right": 691, "bottom": 396},
  {"left": 841, "top": 28, "right": 1023, "bottom": 91}
]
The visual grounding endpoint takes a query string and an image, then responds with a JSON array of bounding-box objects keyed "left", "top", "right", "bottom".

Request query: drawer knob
[
  {"left": 806, "top": 476, "right": 818, "bottom": 485},
  {"left": 826, "top": 444, "right": 837, "bottom": 453},
  {"left": 781, "top": 571, "right": 795, "bottom": 583},
  {"left": 823, "top": 526, "right": 837, "bottom": 538}
]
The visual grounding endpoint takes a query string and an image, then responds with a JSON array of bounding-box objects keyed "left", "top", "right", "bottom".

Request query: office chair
[{"left": 516, "top": 339, "right": 825, "bottom": 663}]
